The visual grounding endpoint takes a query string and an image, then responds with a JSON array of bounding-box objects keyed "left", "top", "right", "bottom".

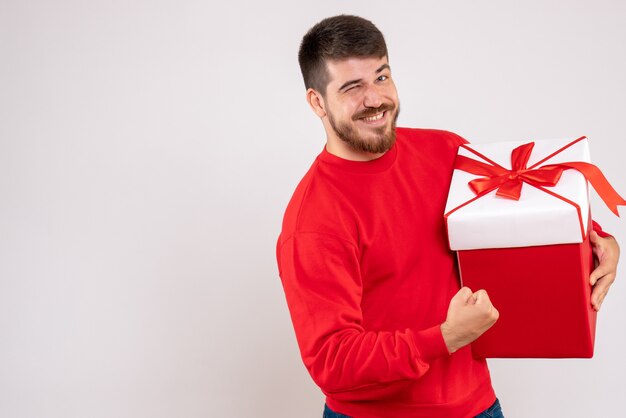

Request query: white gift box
[{"left": 444, "top": 137, "right": 591, "bottom": 251}]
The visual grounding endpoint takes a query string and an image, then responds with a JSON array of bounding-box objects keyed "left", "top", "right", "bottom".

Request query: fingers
[
  {"left": 467, "top": 289, "right": 478, "bottom": 305},
  {"left": 591, "top": 273, "right": 616, "bottom": 311},
  {"left": 589, "top": 234, "right": 619, "bottom": 284},
  {"left": 443, "top": 287, "right": 498, "bottom": 353},
  {"left": 454, "top": 288, "right": 496, "bottom": 313},
  {"left": 590, "top": 235, "right": 620, "bottom": 310},
  {"left": 455, "top": 287, "right": 488, "bottom": 306},
  {"left": 451, "top": 287, "right": 495, "bottom": 309},
  {"left": 590, "top": 231, "right": 605, "bottom": 262},
  {"left": 458, "top": 286, "right": 473, "bottom": 299},
  {"left": 590, "top": 263, "right": 610, "bottom": 286},
  {"left": 474, "top": 289, "right": 499, "bottom": 319},
  {"left": 452, "top": 287, "right": 475, "bottom": 305},
  {"left": 473, "top": 289, "right": 489, "bottom": 304}
]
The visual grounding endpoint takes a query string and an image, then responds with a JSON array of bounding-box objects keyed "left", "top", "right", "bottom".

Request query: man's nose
[{"left": 362, "top": 84, "right": 383, "bottom": 108}]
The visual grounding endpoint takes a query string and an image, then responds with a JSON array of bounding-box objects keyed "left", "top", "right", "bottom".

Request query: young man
[{"left": 276, "top": 15, "right": 620, "bottom": 418}]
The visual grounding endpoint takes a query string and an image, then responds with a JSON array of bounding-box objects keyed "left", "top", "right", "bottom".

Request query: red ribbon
[{"left": 455, "top": 141, "right": 626, "bottom": 216}]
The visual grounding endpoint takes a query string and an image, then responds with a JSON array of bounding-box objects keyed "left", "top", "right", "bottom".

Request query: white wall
[{"left": 1, "top": 1, "right": 624, "bottom": 417}]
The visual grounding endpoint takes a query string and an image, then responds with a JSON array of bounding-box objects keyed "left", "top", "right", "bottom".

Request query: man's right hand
[{"left": 440, "top": 287, "right": 499, "bottom": 354}]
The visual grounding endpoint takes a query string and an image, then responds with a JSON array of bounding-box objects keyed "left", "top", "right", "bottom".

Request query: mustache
[{"left": 352, "top": 103, "right": 395, "bottom": 120}]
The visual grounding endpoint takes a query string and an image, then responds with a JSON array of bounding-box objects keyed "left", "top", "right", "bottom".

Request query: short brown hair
[{"left": 298, "top": 15, "right": 388, "bottom": 95}]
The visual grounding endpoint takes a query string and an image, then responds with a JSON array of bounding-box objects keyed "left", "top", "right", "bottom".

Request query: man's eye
[{"left": 377, "top": 75, "right": 388, "bottom": 82}]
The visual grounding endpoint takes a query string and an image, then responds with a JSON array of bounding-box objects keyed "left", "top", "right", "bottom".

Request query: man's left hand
[{"left": 589, "top": 230, "right": 620, "bottom": 311}]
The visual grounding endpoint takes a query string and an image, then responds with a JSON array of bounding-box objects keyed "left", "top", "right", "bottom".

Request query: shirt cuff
[
  {"left": 592, "top": 220, "right": 613, "bottom": 238},
  {"left": 411, "top": 324, "right": 451, "bottom": 362}
]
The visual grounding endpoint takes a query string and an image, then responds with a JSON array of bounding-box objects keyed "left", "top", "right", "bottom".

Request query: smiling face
[{"left": 308, "top": 55, "right": 400, "bottom": 160}]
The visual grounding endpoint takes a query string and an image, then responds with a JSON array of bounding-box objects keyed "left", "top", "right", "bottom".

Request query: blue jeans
[
  {"left": 322, "top": 405, "right": 350, "bottom": 418},
  {"left": 323, "top": 398, "right": 504, "bottom": 418},
  {"left": 474, "top": 398, "right": 505, "bottom": 418}
]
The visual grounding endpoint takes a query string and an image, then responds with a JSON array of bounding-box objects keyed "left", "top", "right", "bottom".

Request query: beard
[{"left": 327, "top": 102, "right": 400, "bottom": 154}]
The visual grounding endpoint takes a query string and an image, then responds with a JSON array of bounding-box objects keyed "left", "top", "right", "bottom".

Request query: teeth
[{"left": 363, "top": 112, "right": 384, "bottom": 122}]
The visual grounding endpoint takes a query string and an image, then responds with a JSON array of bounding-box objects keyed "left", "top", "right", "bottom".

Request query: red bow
[{"left": 455, "top": 141, "right": 626, "bottom": 216}]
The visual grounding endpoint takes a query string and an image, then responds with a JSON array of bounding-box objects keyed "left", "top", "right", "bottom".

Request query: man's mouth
[
  {"left": 362, "top": 112, "right": 385, "bottom": 122},
  {"left": 354, "top": 104, "right": 394, "bottom": 124}
]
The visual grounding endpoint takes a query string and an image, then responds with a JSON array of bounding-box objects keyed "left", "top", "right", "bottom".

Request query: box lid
[{"left": 444, "top": 137, "right": 590, "bottom": 250}]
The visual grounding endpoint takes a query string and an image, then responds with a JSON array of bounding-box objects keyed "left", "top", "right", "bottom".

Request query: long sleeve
[{"left": 278, "top": 232, "right": 450, "bottom": 401}]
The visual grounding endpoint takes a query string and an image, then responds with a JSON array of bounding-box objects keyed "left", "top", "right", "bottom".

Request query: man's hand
[
  {"left": 440, "top": 287, "right": 499, "bottom": 354},
  {"left": 590, "top": 230, "right": 620, "bottom": 311}
]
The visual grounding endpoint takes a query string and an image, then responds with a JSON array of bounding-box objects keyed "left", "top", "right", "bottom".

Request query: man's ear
[{"left": 306, "top": 88, "right": 327, "bottom": 118}]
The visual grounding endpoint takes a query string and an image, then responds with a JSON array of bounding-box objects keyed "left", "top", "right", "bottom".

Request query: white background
[{"left": 1, "top": 1, "right": 625, "bottom": 417}]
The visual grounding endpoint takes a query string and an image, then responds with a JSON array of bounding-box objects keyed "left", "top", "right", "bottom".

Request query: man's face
[{"left": 322, "top": 56, "right": 400, "bottom": 155}]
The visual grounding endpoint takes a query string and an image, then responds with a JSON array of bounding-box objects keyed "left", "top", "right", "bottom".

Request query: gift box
[
  {"left": 455, "top": 230, "right": 595, "bottom": 358},
  {"left": 444, "top": 136, "right": 624, "bottom": 358}
]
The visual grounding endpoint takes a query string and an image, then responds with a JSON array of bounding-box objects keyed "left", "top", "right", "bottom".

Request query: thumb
[
  {"left": 590, "top": 230, "right": 600, "bottom": 246},
  {"left": 590, "top": 230, "right": 605, "bottom": 254},
  {"left": 590, "top": 230, "right": 605, "bottom": 261}
]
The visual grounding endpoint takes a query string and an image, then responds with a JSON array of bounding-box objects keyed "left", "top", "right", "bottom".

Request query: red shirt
[{"left": 277, "top": 128, "right": 496, "bottom": 417}]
